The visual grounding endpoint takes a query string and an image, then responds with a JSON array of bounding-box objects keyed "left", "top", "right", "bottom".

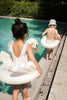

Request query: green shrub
[
  {"left": 0, "top": 1, "right": 15, "bottom": 16},
  {"left": 0, "top": 1, "right": 67, "bottom": 22},
  {"left": 10, "top": 2, "right": 39, "bottom": 18}
]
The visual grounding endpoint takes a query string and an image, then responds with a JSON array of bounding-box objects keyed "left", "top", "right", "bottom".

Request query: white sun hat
[{"left": 48, "top": 19, "right": 57, "bottom": 26}]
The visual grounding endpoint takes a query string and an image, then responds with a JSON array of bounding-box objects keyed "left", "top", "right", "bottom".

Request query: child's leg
[
  {"left": 49, "top": 49, "right": 53, "bottom": 59},
  {"left": 12, "top": 85, "right": 20, "bottom": 100},
  {"left": 22, "top": 83, "right": 30, "bottom": 100},
  {"left": 46, "top": 49, "right": 49, "bottom": 60}
]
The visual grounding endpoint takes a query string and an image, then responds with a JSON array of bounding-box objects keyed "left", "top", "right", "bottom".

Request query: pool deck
[
  {"left": 48, "top": 36, "right": 67, "bottom": 100},
  {"left": 0, "top": 34, "right": 67, "bottom": 100}
]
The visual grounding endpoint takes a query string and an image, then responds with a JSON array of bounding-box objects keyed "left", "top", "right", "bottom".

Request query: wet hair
[{"left": 12, "top": 18, "right": 28, "bottom": 40}]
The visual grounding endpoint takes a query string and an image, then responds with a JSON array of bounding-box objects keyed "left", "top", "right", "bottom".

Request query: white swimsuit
[{"left": 0, "top": 41, "right": 39, "bottom": 84}]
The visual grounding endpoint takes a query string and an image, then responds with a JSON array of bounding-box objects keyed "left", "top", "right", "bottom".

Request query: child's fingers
[{"left": 37, "top": 73, "right": 42, "bottom": 78}]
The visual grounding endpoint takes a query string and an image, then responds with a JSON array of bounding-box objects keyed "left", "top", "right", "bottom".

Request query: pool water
[{"left": 0, "top": 17, "right": 63, "bottom": 94}]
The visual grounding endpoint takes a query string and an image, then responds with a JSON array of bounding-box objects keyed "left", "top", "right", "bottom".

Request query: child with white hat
[{"left": 42, "top": 19, "right": 61, "bottom": 60}]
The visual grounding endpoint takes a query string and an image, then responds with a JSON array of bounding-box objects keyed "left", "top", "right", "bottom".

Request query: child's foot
[
  {"left": 46, "top": 56, "right": 49, "bottom": 60},
  {"left": 27, "top": 95, "right": 30, "bottom": 100},
  {"left": 46, "top": 58, "right": 49, "bottom": 60},
  {"left": 49, "top": 58, "right": 52, "bottom": 60},
  {"left": 24, "top": 95, "right": 30, "bottom": 100},
  {"left": 49, "top": 57, "right": 52, "bottom": 60}
]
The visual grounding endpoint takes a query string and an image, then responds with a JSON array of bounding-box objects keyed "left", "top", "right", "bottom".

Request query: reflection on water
[{"left": 0, "top": 82, "right": 13, "bottom": 95}]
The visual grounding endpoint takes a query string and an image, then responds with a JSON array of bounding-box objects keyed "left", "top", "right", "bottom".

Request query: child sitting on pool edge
[{"left": 42, "top": 19, "right": 61, "bottom": 60}]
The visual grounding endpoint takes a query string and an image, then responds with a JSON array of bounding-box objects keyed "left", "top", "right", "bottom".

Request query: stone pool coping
[
  {"left": 0, "top": 16, "right": 67, "bottom": 24},
  {"left": 48, "top": 34, "right": 67, "bottom": 100},
  {"left": 0, "top": 15, "right": 49, "bottom": 22},
  {"left": 0, "top": 33, "right": 66, "bottom": 100}
]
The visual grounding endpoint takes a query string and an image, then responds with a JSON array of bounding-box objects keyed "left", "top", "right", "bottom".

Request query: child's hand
[
  {"left": 42, "top": 34, "right": 44, "bottom": 37},
  {"left": 37, "top": 73, "right": 42, "bottom": 78},
  {"left": 37, "top": 74, "right": 41, "bottom": 78},
  {"left": 37, "top": 70, "right": 43, "bottom": 78},
  {"left": 42, "top": 29, "right": 47, "bottom": 37}
]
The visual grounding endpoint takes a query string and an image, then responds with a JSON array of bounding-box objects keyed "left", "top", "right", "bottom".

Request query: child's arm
[
  {"left": 42, "top": 29, "right": 47, "bottom": 37},
  {"left": 27, "top": 45, "right": 43, "bottom": 77},
  {"left": 55, "top": 30, "right": 61, "bottom": 42}
]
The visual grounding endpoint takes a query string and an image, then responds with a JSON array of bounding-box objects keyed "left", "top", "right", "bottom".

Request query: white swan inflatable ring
[
  {"left": 0, "top": 38, "right": 39, "bottom": 85},
  {"left": 41, "top": 36, "right": 60, "bottom": 49}
]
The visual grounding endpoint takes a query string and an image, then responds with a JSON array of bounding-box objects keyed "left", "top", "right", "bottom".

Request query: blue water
[{"left": 0, "top": 17, "right": 64, "bottom": 94}]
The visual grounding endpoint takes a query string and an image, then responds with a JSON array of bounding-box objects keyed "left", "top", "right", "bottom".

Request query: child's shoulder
[
  {"left": 47, "top": 27, "right": 52, "bottom": 30},
  {"left": 45, "top": 28, "right": 49, "bottom": 31},
  {"left": 54, "top": 28, "right": 58, "bottom": 32},
  {"left": 50, "top": 28, "right": 57, "bottom": 31}
]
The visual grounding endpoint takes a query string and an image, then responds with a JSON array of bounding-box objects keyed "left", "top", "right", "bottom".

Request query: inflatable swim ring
[
  {"left": 41, "top": 36, "right": 60, "bottom": 49},
  {"left": 0, "top": 38, "right": 39, "bottom": 85}
]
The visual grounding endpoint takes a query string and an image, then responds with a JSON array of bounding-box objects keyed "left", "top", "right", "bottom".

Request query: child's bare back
[
  {"left": 45, "top": 27, "right": 58, "bottom": 41},
  {"left": 42, "top": 26, "right": 61, "bottom": 42}
]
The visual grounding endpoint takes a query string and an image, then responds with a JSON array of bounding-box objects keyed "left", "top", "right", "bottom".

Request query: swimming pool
[{"left": 0, "top": 17, "right": 64, "bottom": 94}]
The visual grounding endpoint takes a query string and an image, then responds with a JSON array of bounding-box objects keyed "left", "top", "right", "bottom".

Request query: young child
[
  {"left": 11, "top": 18, "right": 42, "bottom": 100},
  {"left": 42, "top": 19, "right": 61, "bottom": 60}
]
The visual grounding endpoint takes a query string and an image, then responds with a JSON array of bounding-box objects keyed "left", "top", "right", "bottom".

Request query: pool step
[{"left": 28, "top": 58, "right": 51, "bottom": 100}]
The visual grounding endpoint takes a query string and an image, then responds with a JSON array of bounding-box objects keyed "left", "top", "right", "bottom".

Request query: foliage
[
  {"left": 0, "top": 1, "right": 67, "bottom": 22},
  {"left": 0, "top": 1, "right": 15, "bottom": 16},
  {"left": 10, "top": 2, "right": 39, "bottom": 18}
]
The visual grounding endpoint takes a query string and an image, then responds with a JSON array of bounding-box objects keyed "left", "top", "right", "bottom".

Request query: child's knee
[{"left": 13, "top": 88, "right": 20, "bottom": 94}]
